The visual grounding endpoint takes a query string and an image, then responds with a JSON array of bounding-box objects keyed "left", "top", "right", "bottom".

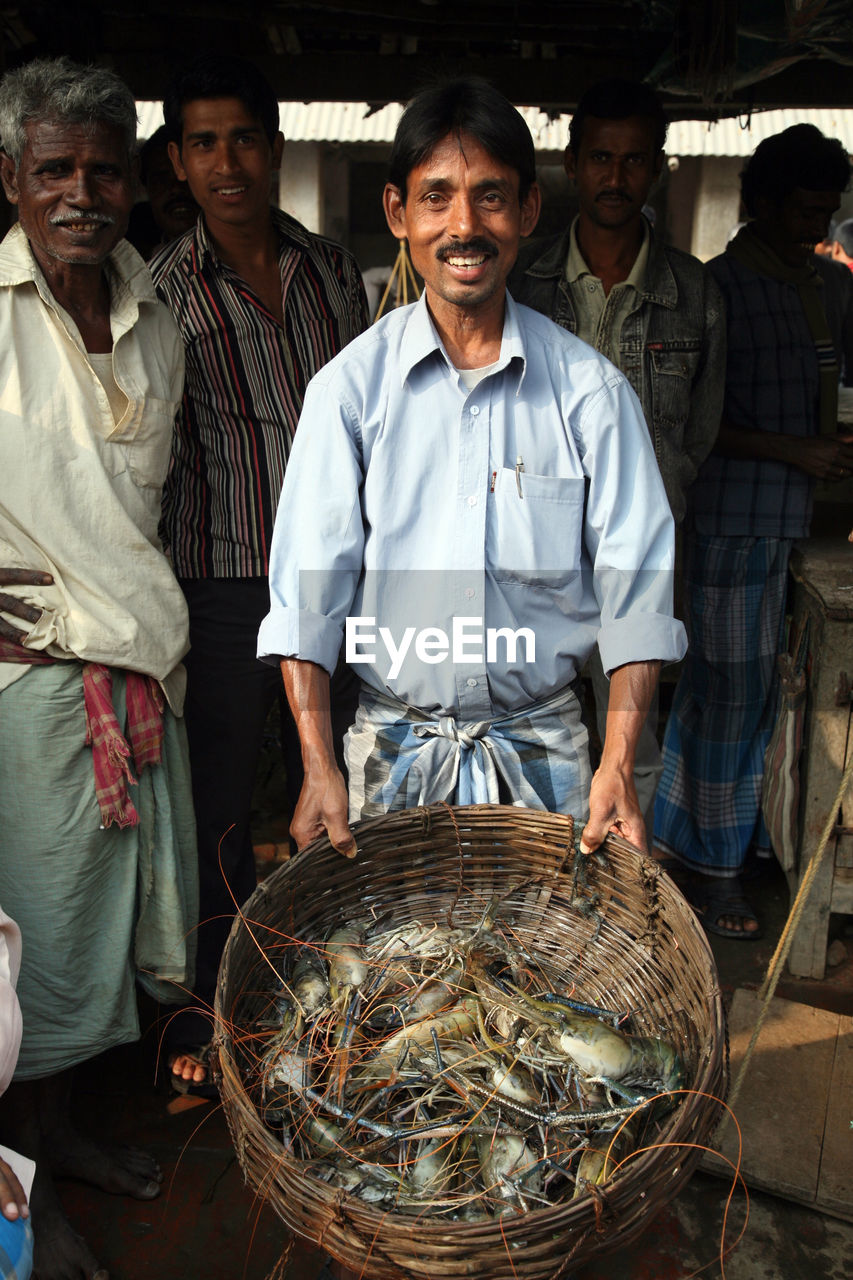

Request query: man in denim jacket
[{"left": 509, "top": 78, "right": 725, "bottom": 839}]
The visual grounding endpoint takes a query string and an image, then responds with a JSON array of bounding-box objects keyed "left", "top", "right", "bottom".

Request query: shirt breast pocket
[
  {"left": 110, "top": 399, "right": 175, "bottom": 490},
  {"left": 648, "top": 343, "right": 701, "bottom": 428},
  {"left": 487, "top": 469, "right": 585, "bottom": 587}
]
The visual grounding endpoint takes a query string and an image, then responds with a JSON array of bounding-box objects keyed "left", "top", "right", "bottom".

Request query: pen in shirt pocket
[{"left": 515, "top": 454, "right": 524, "bottom": 498}]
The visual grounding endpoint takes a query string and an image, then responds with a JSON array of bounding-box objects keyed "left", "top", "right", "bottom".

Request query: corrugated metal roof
[
  {"left": 136, "top": 102, "right": 853, "bottom": 157},
  {"left": 666, "top": 109, "right": 853, "bottom": 155}
]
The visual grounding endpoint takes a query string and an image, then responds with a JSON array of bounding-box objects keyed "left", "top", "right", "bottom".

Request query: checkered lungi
[
  {"left": 0, "top": 663, "right": 198, "bottom": 1079},
  {"left": 0, "top": 1215, "right": 32, "bottom": 1280},
  {"left": 346, "top": 682, "right": 591, "bottom": 821},
  {"left": 654, "top": 532, "right": 792, "bottom": 876}
]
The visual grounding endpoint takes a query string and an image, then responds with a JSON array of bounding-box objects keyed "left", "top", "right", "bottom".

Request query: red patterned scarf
[{"left": 0, "top": 638, "right": 164, "bottom": 828}]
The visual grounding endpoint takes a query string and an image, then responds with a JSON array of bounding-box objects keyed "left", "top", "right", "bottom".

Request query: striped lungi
[
  {"left": 346, "top": 682, "right": 591, "bottom": 820},
  {"left": 654, "top": 532, "right": 792, "bottom": 876}
]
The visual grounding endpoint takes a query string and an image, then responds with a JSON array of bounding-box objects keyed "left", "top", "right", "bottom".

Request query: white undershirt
[
  {"left": 88, "top": 351, "right": 128, "bottom": 425},
  {"left": 456, "top": 359, "right": 501, "bottom": 392}
]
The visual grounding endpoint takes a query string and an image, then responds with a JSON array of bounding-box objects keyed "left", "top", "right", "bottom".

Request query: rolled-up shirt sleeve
[
  {"left": 573, "top": 374, "right": 687, "bottom": 676},
  {"left": 257, "top": 373, "right": 365, "bottom": 674}
]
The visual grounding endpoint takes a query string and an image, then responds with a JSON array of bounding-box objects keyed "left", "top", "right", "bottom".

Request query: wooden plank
[
  {"left": 789, "top": 540, "right": 853, "bottom": 619},
  {"left": 703, "top": 991, "right": 840, "bottom": 1207},
  {"left": 819, "top": 1015, "right": 853, "bottom": 1216},
  {"left": 788, "top": 583, "right": 852, "bottom": 978},
  {"left": 830, "top": 869, "right": 853, "bottom": 914}
]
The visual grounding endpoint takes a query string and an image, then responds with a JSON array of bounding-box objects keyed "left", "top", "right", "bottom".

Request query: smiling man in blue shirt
[{"left": 258, "top": 78, "right": 686, "bottom": 859}]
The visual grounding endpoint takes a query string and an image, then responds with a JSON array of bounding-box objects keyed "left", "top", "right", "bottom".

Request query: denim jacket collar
[{"left": 520, "top": 218, "right": 679, "bottom": 310}]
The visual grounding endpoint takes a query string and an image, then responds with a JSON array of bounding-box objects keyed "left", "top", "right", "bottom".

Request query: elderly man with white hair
[{"left": 0, "top": 56, "right": 196, "bottom": 1280}]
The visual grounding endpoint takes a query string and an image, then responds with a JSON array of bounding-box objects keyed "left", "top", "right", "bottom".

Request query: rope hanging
[
  {"left": 726, "top": 744, "right": 853, "bottom": 1117},
  {"left": 373, "top": 240, "right": 421, "bottom": 321}
]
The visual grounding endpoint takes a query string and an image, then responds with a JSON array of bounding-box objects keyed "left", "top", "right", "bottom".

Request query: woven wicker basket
[{"left": 215, "top": 803, "right": 727, "bottom": 1280}]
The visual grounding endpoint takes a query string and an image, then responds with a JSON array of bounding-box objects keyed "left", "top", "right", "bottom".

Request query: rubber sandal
[
  {"left": 168, "top": 1042, "right": 219, "bottom": 1099},
  {"left": 686, "top": 875, "right": 762, "bottom": 941}
]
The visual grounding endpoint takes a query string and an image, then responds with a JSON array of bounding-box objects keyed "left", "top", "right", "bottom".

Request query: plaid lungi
[
  {"left": 0, "top": 1216, "right": 32, "bottom": 1280},
  {"left": 654, "top": 532, "right": 792, "bottom": 875},
  {"left": 0, "top": 663, "right": 198, "bottom": 1079},
  {"left": 346, "top": 682, "right": 591, "bottom": 821}
]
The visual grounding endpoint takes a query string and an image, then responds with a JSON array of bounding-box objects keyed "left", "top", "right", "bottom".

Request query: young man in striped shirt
[{"left": 151, "top": 54, "right": 369, "bottom": 1094}]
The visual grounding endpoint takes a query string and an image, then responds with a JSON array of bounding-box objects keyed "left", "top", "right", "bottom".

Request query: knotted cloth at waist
[
  {"left": 0, "top": 637, "right": 164, "bottom": 829},
  {"left": 346, "top": 680, "right": 591, "bottom": 819}
]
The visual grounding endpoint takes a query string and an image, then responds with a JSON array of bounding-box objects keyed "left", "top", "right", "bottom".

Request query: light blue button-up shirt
[{"left": 258, "top": 292, "right": 686, "bottom": 718}]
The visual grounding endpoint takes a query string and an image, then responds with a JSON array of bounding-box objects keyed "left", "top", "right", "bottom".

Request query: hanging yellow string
[
  {"left": 723, "top": 744, "right": 853, "bottom": 1124},
  {"left": 374, "top": 240, "right": 421, "bottom": 322}
]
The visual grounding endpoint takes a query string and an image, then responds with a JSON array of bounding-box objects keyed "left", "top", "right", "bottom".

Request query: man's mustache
[
  {"left": 595, "top": 190, "right": 631, "bottom": 202},
  {"left": 50, "top": 211, "right": 116, "bottom": 227},
  {"left": 436, "top": 238, "right": 498, "bottom": 261}
]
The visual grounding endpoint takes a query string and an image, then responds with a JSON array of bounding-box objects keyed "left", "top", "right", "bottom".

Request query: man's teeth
[
  {"left": 446, "top": 254, "right": 487, "bottom": 267},
  {"left": 218, "top": 186, "right": 246, "bottom": 194}
]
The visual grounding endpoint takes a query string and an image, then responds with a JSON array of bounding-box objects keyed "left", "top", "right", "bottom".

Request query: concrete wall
[
  {"left": 278, "top": 140, "right": 351, "bottom": 244},
  {"left": 691, "top": 156, "right": 743, "bottom": 260},
  {"left": 665, "top": 155, "right": 742, "bottom": 261},
  {"left": 279, "top": 142, "right": 321, "bottom": 231}
]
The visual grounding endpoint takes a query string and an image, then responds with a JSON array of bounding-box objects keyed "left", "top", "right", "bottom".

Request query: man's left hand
[
  {"left": 0, "top": 1156, "right": 28, "bottom": 1222},
  {"left": 580, "top": 762, "right": 647, "bottom": 854},
  {"left": 0, "top": 567, "right": 53, "bottom": 643}
]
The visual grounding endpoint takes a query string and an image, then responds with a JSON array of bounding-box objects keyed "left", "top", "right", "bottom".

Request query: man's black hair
[
  {"left": 740, "top": 124, "right": 851, "bottom": 217},
  {"left": 568, "top": 79, "right": 668, "bottom": 156},
  {"left": 162, "top": 54, "right": 279, "bottom": 148},
  {"left": 388, "top": 77, "right": 536, "bottom": 202},
  {"left": 835, "top": 216, "right": 853, "bottom": 257}
]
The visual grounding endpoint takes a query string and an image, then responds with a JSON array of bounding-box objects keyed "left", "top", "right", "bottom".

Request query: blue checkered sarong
[
  {"left": 0, "top": 1215, "right": 32, "bottom": 1280},
  {"left": 654, "top": 532, "right": 792, "bottom": 875},
  {"left": 346, "top": 683, "right": 591, "bottom": 821}
]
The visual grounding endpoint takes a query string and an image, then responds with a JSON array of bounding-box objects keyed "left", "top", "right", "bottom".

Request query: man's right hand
[
  {"left": 0, "top": 568, "right": 53, "bottom": 643},
  {"left": 290, "top": 762, "right": 356, "bottom": 857},
  {"left": 280, "top": 657, "right": 357, "bottom": 858},
  {"left": 716, "top": 422, "right": 853, "bottom": 480},
  {"left": 793, "top": 433, "right": 853, "bottom": 481}
]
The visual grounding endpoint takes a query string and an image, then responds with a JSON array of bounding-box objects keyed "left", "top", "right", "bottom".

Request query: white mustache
[{"left": 49, "top": 213, "right": 115, "bottom": 227}]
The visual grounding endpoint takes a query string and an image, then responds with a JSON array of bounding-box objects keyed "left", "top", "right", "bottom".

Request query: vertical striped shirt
[{"left": 150, "top": 209, "right": 369, "bottom": 578}]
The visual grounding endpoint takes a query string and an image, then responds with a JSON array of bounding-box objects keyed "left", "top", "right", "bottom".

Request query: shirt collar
[
  {"left": 566, "top": 215, "right": 650, "bottom": 289},
  {"left": 399, "top": 289, "right": 527, "bottom": 389},
  {"left": 190, "top": 205, "right": 311, "bottom": 273},
  {"left": 0, "top": 221, "right": 158, "bottom": 304}
]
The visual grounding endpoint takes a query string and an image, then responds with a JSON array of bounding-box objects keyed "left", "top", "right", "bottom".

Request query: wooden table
[
  {"left": 703, "top": 990, "right": 852, "bottom": 1219},
  {"left": 786, "top": 539, "right": 853, "bottom": 980}
]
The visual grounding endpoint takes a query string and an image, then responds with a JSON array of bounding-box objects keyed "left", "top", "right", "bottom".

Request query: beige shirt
[
  {"left": 0, "top": 905, "right": 22, "bottom": 1095},
  {"left": 0, "top": 223, "right": 189, "bottom": 709},
  {"left": 566, "top": 215, "right": 650, "bottom": 368}
]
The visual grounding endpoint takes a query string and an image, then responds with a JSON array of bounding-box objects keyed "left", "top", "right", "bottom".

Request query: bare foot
[
  {"left": 169, "top": 1047, "right": 208, "bottom": 1086},
  {"left": 46, "top": 1126, "right": 162, "bottom": 1200},
  {"left": 30, "top": 1164, "right": 108, "bottom": 1280}
]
